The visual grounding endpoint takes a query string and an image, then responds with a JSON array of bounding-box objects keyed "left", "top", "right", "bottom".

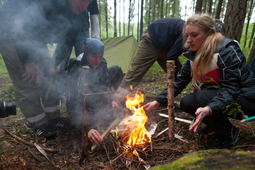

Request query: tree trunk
[
  {"left": 215, "top": 0, "right": 223, "bottom": 19},
  {"left": 244, "top": 0, "right": 254, "bottom": 47},
  {"left": 148, "top": 0, "right": 151, "bottom": 24},
  {"left": 137, "top": 0, "right": 140, "bottom": 40},
  {"left": 128, "top": 0, "right": 131, "bottom": 35},
  {"left": 248, "top": 23, "right": 255, "bottom": 48},
  {"left": 105, "top": 0, "right": 108, "bottom": 38},
  {"left": 207, "top": 0, "right": 213, "bottom": 14},
  {"left": 161, "top": 0, "right": 164, "bottom": 18},
  {"left": 224, "top": 0, "right": 247, "bottom": 42},
  {"left": 203, "top": 0, "right": 208, "bottom": 13},
  {"left": 172, "top": 0, "right": 176, "bottom": 17},
  {"left": 165, "top": 0, "right": 168, "bottom": 17},
  {"left": 123, "top": 0, "right": 125, "bottom": 36},
  {"left": 114, "top": 0, "right": 117, "bottom": 37},
  {"left": 119, "top": 0, "right": 121, "bottom": 36},
  {"left": 195, "top": 0, "right": 203, "bottom": 14},
  {"left": 99, "top": 0, "right": 101, "bottom": 38},
  {"left": 140, "top": 0, "right": 144, "bottom": 40},
  {"left": 152, "top": 0, "right": 155, "bottom": 22},
  {"left": 248, "top": 37, "right": 255, "bottom": 64}
]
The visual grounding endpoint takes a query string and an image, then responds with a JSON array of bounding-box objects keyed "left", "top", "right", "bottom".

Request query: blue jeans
[
  {"left": 74, "top": 31, "right": 89, "bottom": 56},
  {"left": 58, "top": 31, "right": 89, "bottom": 72}
]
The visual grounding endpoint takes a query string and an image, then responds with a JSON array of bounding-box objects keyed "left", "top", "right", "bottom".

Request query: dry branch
[
  {"left": 3, "top": 128, "right": 57, "bottom": 153},
  {"left": 91, "top": 113, "right": 124, "bottom": 152},
  {"left": 158, "top": 113, "right": 193, "bottom": 124}
]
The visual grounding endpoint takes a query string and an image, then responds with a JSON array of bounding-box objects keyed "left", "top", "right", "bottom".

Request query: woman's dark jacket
[{"left": 156, "top": 38, "right": 255, "bottom": 114}]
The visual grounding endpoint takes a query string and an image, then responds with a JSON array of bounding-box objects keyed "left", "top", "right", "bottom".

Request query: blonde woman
[{"left": 144, "top": 14, "right": 255, "bottom": 149}]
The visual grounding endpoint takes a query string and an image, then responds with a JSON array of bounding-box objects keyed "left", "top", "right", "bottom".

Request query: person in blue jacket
[{"left": 144, "top": 14, "right": 255, "bottom": 149}]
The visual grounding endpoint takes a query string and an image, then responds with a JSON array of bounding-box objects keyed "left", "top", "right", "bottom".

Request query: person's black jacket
[
  {"left": 148, "top": 18, "right": 185, "bottom": 60},
  {"left": 0, "top": 0, "right": 87, "bottom": 64},
  {"left": 156, "top": 38, "right": 255, "bottom": 114}
]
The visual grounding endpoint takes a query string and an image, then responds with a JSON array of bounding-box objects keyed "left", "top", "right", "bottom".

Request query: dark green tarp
[{"left": 101, "top": 36, "right": 138, "bottom": 73}]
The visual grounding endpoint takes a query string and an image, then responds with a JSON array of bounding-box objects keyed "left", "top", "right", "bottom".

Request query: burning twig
[
  {"left": 3, "top": 128, "right": 57, "bottom": 152},
  {"left": 167, "top": 60, "right": 175, "bottom": 140}
]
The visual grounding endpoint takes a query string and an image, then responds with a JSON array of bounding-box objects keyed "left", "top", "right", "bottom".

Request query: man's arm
[{"left": 90, "top": 14, "right": 100, "bottom": 39}]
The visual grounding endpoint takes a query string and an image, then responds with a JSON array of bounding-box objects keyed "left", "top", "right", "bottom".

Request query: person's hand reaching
[
  {"left": 143, "top": 100, "right": 160, "bottom": 113},
  {"left": 189, "top": 106, "right": 211, "bottom": 132},
  {"left": 88, "top": 129, "right": 103, "bottom": 146},
  {"left": 22, "top": 62, "right": 39, "bottom": 84}
]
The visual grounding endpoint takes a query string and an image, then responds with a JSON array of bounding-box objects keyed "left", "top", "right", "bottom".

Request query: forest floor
[{"left": 0, "top": 70, "right": 255, "bottom": 169}]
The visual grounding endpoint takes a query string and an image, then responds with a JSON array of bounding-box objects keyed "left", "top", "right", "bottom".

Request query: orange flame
[{"left": 121, "top": 89, "right": 151, "bottom": 147}]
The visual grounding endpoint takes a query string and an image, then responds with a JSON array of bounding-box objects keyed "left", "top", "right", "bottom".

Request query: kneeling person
[{"left": 66, "top": 38, "right": 124, "bottom": 146}]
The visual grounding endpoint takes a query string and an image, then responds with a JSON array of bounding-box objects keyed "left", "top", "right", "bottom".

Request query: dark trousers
[{"left": 180, "top": 89, "right": 255, "bottom": 137}]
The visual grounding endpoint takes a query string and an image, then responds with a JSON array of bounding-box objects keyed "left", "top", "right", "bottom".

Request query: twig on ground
[
  {"left": 158, "top": 113, "right": 192, "bottom": 124},
  {"left": 103, "top": 141, "right": 111, "bottom": 162},
  {"left": 3, "top": 128, "right": 57, "bottom": 153}
]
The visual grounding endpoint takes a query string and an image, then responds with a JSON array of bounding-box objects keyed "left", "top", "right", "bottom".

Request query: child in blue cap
[{"left": 66, "top": 38, "right": 124, "bottom": 146}]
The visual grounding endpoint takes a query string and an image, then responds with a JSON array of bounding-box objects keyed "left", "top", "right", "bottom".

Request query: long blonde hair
[{"left": 183, "top": 14, "right": 224, "bottom": 86}]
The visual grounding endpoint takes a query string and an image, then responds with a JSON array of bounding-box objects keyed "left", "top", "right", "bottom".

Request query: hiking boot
[
  {"left": 205, "top": 130, "right": 238, "bottom": 149},
  {"left": 48, "top": 117, "right": 72, "bottom": 131},
  {"left": 34, "top": 124, "right": 56, "bottom": 138}
]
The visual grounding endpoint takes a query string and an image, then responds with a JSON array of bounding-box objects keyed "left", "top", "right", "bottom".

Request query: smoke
[
  {"left": 65, "top": 66, "right": 117, "bottom": 130},
  {"left": 0, "top": 0, "right": 118, "bottom": 130}
]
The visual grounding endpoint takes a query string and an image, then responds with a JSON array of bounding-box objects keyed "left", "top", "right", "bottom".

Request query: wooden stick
[
  {"left": 167, "top": 60, "right": 175, "bottom": 141},
  {"left": 80, "top": 67, "right": 90, "bottom": 165},
  {"left": 91, "top": 113, "right": 124, "bottom": 152},
  {"left": 158, "top": 113, "right": 192, "bottom": 124},
  {"left": 3, "top": 128, "right": 57, "bottom": 152},
  {"left": 80, "top": 94, "right": 89, "bottom": 165}
]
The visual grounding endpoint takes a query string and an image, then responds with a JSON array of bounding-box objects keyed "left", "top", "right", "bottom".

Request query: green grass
[{"left": 0, "top": 54, "right": 9, "bottom": 78}]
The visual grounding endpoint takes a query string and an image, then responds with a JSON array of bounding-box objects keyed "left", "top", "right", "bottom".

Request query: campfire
[
  {"left": 117, "top": 88, "right": 151, "bottom": 147},
  {"left": 114, "top": 87, "right": 152, "bottom": 163}
]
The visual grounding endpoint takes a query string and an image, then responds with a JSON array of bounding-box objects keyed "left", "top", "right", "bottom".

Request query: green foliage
[{"left": 222, "top": 101, "right": 245, "bottom": 118}]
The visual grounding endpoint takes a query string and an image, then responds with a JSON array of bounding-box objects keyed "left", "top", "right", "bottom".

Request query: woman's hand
[
  {"left": 88, "top": 129, "right": 103, "bottom": 146},
  {"left": 143, "top": 100, "right": 160, "bottom": 113},
  {"left": 112, "top": 101, "right": 120, "bottom": 109},
  {"left": 22, "top": 62, "right": 39, "bottom": 84},
  {"left": 193, "top": 86, "right": 201, "bottom": 93},
  {"left": 189, "top": 106, "right": 212, "bottom": 132}
]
